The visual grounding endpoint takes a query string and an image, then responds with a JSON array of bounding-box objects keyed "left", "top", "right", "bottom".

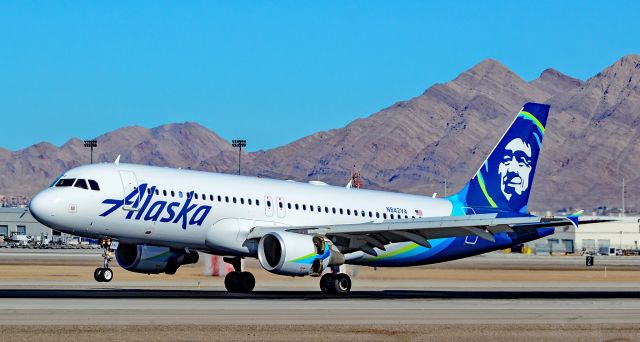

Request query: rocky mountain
[{"left": 2, "top": 55, "right": 640, "bottom": 213}]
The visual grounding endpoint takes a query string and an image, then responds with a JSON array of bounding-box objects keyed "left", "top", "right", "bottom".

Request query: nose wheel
[
  {"left": 223, "top": 257, "right": 255, "bottom": 293},
  {"left": 94, "top": 239, "right": 114, "bottom": 283}
]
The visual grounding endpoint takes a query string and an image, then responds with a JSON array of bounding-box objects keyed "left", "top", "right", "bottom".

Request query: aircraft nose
[{"left": 29, "top": 189, "right": 60, "bottom": 227}]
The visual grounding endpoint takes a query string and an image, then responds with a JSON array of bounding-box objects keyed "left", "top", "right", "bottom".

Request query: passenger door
[
  {"left": 119, "top": 170, "right": 140, "bottom": 211},
  {"left": 264, "top": 195, "right": 274, "bottom": 217},
  {"left": 276, "top": 196, "right": 286, "bottom": 218}
]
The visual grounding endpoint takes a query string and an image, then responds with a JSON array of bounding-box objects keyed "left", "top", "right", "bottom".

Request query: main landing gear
[
  {"left": 223, "top": 257, "right": 255, "bottom": 293},
  {"left": 94, "top": 239, "right": 114, "bottom": 283},
  {"left": 319, "top": 267, "right": 352, "bottom": 295}
]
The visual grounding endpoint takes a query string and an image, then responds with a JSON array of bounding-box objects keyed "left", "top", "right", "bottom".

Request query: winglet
[
  {"left": 571, "top": 209, "right": 585, "bottom": 217},
  {"left": 566, "top": 215, "right": 580, "bottom": 230},
  {"left": 114, "top": 155, "right": 121, "bottom": 165}
]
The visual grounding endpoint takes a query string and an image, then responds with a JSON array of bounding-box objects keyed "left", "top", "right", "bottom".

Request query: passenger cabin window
[
  {"left": 74, "top": 179, "right": 88, "bottom": 189},
  {"left": 339, "top": 208, "right": 344, "bottom": 215},
  {"left": 210, "top": 195, "right": 214, "bottom": 201},
  {"left": 171, "top": 191, "right": 175, "bottom": 197},
  {"left": 194, "top": 193, "right": 198, "bottom": 199},
  {"left": 256, "top": 200, "right": 260, "bottom": 206},
  {"left": 88, "top": 180, "right": 100, "bottom": 191},
  {"left": 225, "top": 196, "right": 229, "bottom": 203},
  {"left": 56, "top": 178, "right": 76, "bottom": 187},
  {"left": 383, "top": 213, "right": 387, "bottom": 219},
  {"left": 287, "top": 203, "right": 292, "bottom": 209},
  {"left": 347, "top": 209, "right": 351, "bottom": 215},
  {"left": 218, "top": 196, "right": 222, "bottom": 202},
  {"left": 241, "top": 198, "right": 245, "bottom": 205},
  {"left": 295, "top": 204, "right": 299, "bottom": 210},
  {"left": 155, "top": 189, "right": 159, "bottom": 195},
  {"left": 233, "top": 197, "right": 237, "bottom": 203},
  {"left": 179, "top": 191, "right": 183, "bottom": 198},
  {"left": 163, "top": 190, "right": 167, "bottom": 196},
  {"left": 248, "top": 199, "right": 252, "bottom": 205},
  {"left": 309, "top": 205, "right": 313, "bottom": 212}
]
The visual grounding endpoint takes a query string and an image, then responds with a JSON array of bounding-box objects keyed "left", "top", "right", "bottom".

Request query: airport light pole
[
  {"left": 83, "top": 140, "right": 97, "bottom": 164},
  {"left": 232, "top": 139, "right": 246, "bottom": 175}
]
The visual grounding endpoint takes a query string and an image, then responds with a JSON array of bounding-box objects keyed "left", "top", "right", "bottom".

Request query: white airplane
[{"left": 29, "top": 102, "right": 590, "bottom": 294}]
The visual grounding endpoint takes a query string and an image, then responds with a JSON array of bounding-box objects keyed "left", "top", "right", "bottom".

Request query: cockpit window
[
  {"left": 55, "top": 178, "right": 76, "bottom": 187},
  {"left": 50, "top": 175, "right": 64, "bottom": 187},
  {"left": 74, "top": 179, "right": 88, "bottom": 190},
  {"left": 88, "top": 180, "right": 100, "bottom": 191}
]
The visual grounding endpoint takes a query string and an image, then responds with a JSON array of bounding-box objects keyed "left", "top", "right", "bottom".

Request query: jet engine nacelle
[
  {"left": 257, "top": 231, "right": 344, "bottom": 276},
  {"left": 115, "top": 243, "right": 199, "bottom": 274}
]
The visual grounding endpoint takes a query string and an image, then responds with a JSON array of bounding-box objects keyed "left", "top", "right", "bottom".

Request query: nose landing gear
[
  {"left": 94, "top": 239, "right": 114, "bottom": 283},
  {"left": 223, "top": 257, "right": 255, "bottom": 293}
]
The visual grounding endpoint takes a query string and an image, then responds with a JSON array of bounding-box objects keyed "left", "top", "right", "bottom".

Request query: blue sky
[{"left": 0, "top": 1, "right": 637, "bottom": 151}]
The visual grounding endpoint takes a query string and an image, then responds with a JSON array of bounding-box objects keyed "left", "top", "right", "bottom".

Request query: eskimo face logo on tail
[
  {"left": 498, "top": 138, "right": 532, "bottom": 200},
  {"left": 481, "top": 110, "right": 544, "bottom": 212},
  {"left": 99, "top": 184, "right": 212, "bottom": 230},
  {"left": 464, "top": 105, "right": 549, "bottom": 214}
]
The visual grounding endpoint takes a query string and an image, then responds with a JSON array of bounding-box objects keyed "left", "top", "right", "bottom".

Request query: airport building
[
  {"left": 524, "top": 216, "right": 640, "bottom": 255},
  {"left": 0, "top": 208, "right": 62, "bottom": 244}
]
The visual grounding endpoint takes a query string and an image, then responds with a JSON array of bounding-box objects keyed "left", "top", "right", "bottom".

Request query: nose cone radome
[{"left": 29, "top": 189, "right": 60, "bottom": 227}]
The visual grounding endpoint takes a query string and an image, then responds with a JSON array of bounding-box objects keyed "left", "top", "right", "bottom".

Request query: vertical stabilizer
[{"left": 451, "top": 103, "right": 550, "bottom": 213}]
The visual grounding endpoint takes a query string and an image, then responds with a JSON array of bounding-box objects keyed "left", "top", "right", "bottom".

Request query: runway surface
[
  {"left": 1, "top": 289, "right": 640, "bottom": 341},
  {"left": 1, "top": 288, "right": 640, "bottom": 325},
  {"left": 2, "top": 251, "right": 640, "bottom": 340}
]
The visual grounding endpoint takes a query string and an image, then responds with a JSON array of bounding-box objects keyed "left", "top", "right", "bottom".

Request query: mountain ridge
[{"left": 2, "top": 55, "right": 640, "bottom": 213}]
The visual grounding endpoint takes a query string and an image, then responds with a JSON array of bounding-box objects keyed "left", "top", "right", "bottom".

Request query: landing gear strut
[
  {"left": 320, "top": 267, "right": 352, "bottom": 295},
  {"left": 94, "top": 239, "right": 114, "bottom": 283},
  {"left": 223, "top": 257, "right": 255, "bottom": 293}
]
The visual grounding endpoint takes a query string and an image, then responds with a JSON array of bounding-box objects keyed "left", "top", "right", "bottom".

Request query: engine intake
[
  {"left": 258, "top": 231, "right": 343, "bottom": 276},
  {"left": 115, "top": 243, "right": 199, "bottom": 274}
]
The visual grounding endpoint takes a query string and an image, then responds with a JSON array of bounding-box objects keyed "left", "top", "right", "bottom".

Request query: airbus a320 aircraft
[{"left": 29, "top": 102, "right": 588, "bottom": 294}]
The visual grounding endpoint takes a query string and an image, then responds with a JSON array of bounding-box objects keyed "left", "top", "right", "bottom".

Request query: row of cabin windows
[
  {"left": 55, "top": 179, "right": 413, "bottom": 221},
  {"left": 284, "top": 202, "right": 414, "bottom": 220},
  {"left": 142, "top": 187, "right": 261, "bottom": 207},
  {"left": 55, "top": 178, "right": 100, "bottom": 191},
  {"left": 141, "top": 187, "right": 413, "bottom": 221}
]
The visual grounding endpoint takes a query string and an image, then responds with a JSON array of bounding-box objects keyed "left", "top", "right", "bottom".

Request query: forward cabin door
[{"left": 119, "top": 170, "right": 140, "bottom": 211}]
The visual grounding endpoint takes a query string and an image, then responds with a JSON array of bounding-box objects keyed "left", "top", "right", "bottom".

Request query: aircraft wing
[{"left": 247, "top": 214, "right": 611, "bottom": 255}]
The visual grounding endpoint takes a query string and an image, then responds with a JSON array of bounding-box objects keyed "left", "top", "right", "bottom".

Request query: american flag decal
[{"left": 415, "top": 209, "right": 423, "bottom": 216}]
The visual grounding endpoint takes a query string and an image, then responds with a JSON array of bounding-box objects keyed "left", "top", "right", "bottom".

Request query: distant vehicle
[
  {"left": 29, "top": 102, "right": 606, "bottom": 294},
  {"left": 609, "top": 247, "right": 623, "bottom": 256}
]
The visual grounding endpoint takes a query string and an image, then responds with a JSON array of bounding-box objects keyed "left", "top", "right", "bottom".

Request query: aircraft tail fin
[{"left": 450, "top": 102, "right": 550, "bottom": 213}]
